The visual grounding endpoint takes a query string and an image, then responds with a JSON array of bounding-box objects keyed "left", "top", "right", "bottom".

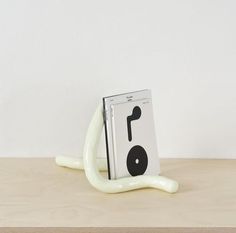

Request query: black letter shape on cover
[{"left": 127, "top": 106, "right": 142, "bottom": 142}]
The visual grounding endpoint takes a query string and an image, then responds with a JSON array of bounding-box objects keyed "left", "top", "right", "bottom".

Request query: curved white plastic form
[
  {"left": 56, "top": 156, "right": 107, "bottom": 171},
  {"left": 56, "top": 104, "right": 179, "bottom": 194}
]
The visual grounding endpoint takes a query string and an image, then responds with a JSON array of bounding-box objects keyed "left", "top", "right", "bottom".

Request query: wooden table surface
[{"left": 0, "top": 158, "right": 236, "bottom": 233}]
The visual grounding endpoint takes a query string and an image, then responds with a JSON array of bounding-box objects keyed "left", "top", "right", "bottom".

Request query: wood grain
[{"left": 0, "top": 159, "right": 236, "bottom": 232}]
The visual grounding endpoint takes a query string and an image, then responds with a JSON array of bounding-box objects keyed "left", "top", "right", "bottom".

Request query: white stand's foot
[
  {"left": 55, "top": 104, "right": 179, "bottom": 194},
  {"left": 56, "top": 156, "right": 107, "bottom": 171}
]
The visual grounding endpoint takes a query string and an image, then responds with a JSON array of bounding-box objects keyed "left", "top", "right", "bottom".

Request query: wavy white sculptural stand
[{"left": 56, "top": 104, "right": 179, "bottom": 194}]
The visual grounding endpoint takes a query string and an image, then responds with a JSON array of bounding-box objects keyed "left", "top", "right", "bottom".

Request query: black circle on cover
[{"left": 126, "top": 145, "right": 148, "bottom": 176}]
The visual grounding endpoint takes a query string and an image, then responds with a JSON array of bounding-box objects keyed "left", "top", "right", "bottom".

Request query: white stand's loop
[{"left": 56, "top": 104, "right": 179, "bottom": 194}]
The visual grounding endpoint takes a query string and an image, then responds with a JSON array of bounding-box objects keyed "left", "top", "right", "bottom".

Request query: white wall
[{"left": 0, "top": 0, "right": 236, "bottom": 158}]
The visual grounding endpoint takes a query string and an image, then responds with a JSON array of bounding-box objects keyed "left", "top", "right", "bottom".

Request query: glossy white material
[
  {"left": 56, "top": 104, "right": 179, "bottom": 193},
  {"left": 56, "top": 156, "right": 107, "bottom": 171}
]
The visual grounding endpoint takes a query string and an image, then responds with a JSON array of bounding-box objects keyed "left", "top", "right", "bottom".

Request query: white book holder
[{"left": 56, "top": 104, "right": 179, "bottom": 194}]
